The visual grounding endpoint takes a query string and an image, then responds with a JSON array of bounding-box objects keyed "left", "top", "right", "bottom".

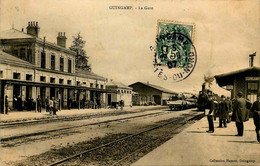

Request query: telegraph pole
[{"left": 249, "top": 52, "right": 256, "bottom": 67}]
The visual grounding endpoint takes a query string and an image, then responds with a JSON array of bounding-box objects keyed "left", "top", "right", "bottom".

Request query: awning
[
  {"left": 215, "top": 67, "right": 260, "bottom": 87},
  {"left": 1, "top": 79, "right": 117, "bottom": 93}
]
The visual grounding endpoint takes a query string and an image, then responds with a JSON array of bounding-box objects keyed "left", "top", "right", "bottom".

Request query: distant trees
[{"left": 69, "top": 33, "right": 91, "bottom": 71}]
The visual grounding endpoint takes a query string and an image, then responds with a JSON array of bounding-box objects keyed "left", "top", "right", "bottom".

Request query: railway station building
[
  {"left": 0, "top": 21, "right": 113, "bottom": 113},
  {"left": 106, "top": 81, "right": 133, "bottom": 107},
  {"left": 129, "top": 82, "right": 178, "bottom": 106},
  {"left": 215, "top": 66, "right": 260, "bottom": 103}
]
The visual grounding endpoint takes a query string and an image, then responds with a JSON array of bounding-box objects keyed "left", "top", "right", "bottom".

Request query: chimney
[
  {"left": 26, "top": 21, "right": 40, "bottom": 37},
  {"left": 57, "top": 32, "right": 67, "bottom": 48},
  {"left": 249, "top": 52, "right": 256, "bottom": 67}
]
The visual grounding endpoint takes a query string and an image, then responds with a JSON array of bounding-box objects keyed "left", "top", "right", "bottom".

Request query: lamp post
[
  {"left": 4, "top": 84, "right": 7, "bottom": 114},
  {"left": 59, "top": 89, "right": 61, "bottom": 111},
  {"left": 35, "top": 86, "right": 37, "bottom": 113}
]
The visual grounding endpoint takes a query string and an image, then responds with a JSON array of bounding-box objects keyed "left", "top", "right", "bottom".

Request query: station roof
[
  {"left": 215, "top": 66, "right": 260, "bottom": 87},
  {"left": 0, "top": 51, "right": 35, "bottom": 68},
  {"left": 0, "top": 28, "right": 37, "bottom": 39},
  {"left": 75, "top": 68, "right": 106, "bottom": 81},
  {"left": 129, "top": 82, "right": 178, "bottom": 95},
  {"left": 106, "top": 81, "right": 133, "bottom": 89},
  {"left": 0, "top": 28, "right": 76, "bottom": 55}
]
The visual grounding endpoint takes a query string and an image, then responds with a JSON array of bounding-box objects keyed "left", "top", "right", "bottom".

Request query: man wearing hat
[
  {"left": 232, "top": 92, "right": 250, "bottom": 136},
  {"left": 251, "top": 93, "right": 260, "bottom": 143},
  {"left": 218, "top": 95, "right": 229, "bottom": 128}
]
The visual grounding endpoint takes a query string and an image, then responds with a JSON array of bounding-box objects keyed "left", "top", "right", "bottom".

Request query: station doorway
[{"left": 153, "top": 95, "right": 161, "bottom": 105}]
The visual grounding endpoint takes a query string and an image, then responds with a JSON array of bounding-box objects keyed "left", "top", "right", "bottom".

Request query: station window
[
  {"left": 83, "top": 82, "right": 86, "bottom": 85},
  {"left": 247, "top": 81, "right": 259, "bottom": 103},
  {"left": 41, "top": 52, "right": 46, "bottom": 68},
  {"left": 0, "top": 71, "right": 3, "bottom": 78},
  {"left": 248, "top": 82, "right": 258, "bottom": 91},
  {"left": 96, "top": 84, "right": 99, "bottom": 88},
  {"left": 13, "top": 73, "right": 21, "bottom": 80},
  {"left": 13, "top": 49, "right": 18, "bottom": 56},
  {"left": 77, "top": 81, "right": 80, "bottom": 86},
  {"left": 51, "top": 55, "right": 55, "bottom": 70},
  {"left": 90, "top": 83, "right": 93, "bottom": 88},
  {"left": 101, "top": 85, "right": 104, "bottom": 89},
  {"left": 59, "top": 79, "right": 64, "bottom": 84},
  {"left": 40, "top": 76, "right": 46, "bottom": 82},
  {"left": 118, "top": 90, "right": 120, "bottom": 93},
  {"left": 67, "top": 80, "right": 72, "bottom": 85},
  {"left": 50, "top": 77, "right": 55, "bottom": 83},
  {"left": 20, "top": 48, "right": 26, "bottom": 60},
  {"left": 27, "top": 49, "right": 32, "bottom": 62},
  {"left": 68, "top": 59, "right": 72, "bottom": 73},
  {"left": 26, "top": 74, "right": 32, "bottom": 81},
  {"left": 60, "top": 57, "right": 64, "bottom": 72}
]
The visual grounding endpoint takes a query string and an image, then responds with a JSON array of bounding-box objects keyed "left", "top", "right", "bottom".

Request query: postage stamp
[{"left": 153, "top": 20, "right": 196, "bottom": 82}]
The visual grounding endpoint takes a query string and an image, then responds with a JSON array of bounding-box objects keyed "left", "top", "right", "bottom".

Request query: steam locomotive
[{"left": 197, "top": 84, "right": 212, "bottom": 112}]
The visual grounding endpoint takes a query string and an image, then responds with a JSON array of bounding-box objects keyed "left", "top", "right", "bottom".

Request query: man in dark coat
[
  {"left": 52, "top": 97, "right": 58, "bottom": 115},
  {"left": 251, "top": 93, "right": 260, "bottom": 143},
  {"left": 45, "top": 96, "right": 50, "bottom": 112},
  {"left": 206, "top": 96, "right": 215, "bottom": 133},
  {"left": 17, "top": 96, "right": 23, "bottom": 111},
  {"left": 218, "top": 95, "right": 229, "bottom": 128},
  {"left": 232, "top": 92, "right": 250, "bottom": 136},
  {"left": 68, "top": 97, "right": 72, "bottom": 110},
  {"left": 37, "top": 95, "right": 42, "bottom": 113}
]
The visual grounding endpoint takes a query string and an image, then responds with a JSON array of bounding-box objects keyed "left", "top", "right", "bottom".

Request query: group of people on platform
[
  {"left": 44, "top": 96, "right": 58, "bottom": 115},
  {"left": 206, "top": 92, "right": 260, "bottom": 143},
  {"left": 4, "top": 95, "right": 103, "bottom": 114},
  {"left": 67, "top": 97, "right": 102, "bottom": 110},
  {"left": 13, "top": 95, "right": 36, "bottom": 111}
]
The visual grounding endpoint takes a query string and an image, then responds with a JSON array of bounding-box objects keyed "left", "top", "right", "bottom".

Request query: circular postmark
[{"left": 152, "top": 21, "right": 197, "bottom": 82}]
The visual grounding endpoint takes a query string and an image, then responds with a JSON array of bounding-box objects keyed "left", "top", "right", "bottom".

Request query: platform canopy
[{"left": 215, "top": 67, "right": 260, "bottom": 87}]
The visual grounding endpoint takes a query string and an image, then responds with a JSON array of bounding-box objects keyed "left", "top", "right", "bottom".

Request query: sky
[{"left": 1, "top": 0, "right": 259, "bottom": 96}]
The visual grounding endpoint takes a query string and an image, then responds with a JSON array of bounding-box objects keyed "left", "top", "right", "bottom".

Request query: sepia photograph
[{"left": 0, "top": 0, "right": 259, "bottom": 165}]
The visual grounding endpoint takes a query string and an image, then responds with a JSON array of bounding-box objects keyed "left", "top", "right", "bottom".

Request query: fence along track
[{"left": 48, "top": 113, "right": 204, "bottom": 166}]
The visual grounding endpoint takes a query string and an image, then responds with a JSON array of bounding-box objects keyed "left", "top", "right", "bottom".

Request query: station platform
[
  {"left": 0, "top": 106, "right": 167, "bottom": 123},
  {"left": 132, "top": 116, "right": 260, "bottom": 166}
]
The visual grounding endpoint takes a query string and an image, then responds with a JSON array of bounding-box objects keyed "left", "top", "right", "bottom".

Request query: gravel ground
[
  {"left": 1, "top": 110, "right": 171, "bottom": 148},
  {"left": 9, "top": 113, "right": 202, "bottom": 166}
]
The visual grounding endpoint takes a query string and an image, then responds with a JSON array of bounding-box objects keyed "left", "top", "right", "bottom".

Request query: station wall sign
[{"left": 245, "top": 77, "right": 260, "bottom": 81}]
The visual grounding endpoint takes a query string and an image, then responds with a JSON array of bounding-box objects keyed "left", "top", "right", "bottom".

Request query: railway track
[
  {"left": 47, "top": 113, "right": 204, "bottom": 166},
  {"left": 0, "top": 107, "right": 168, "bottom": 128},
  {"left": 1, "top": 110, "right": 174, "bottom": 142}
]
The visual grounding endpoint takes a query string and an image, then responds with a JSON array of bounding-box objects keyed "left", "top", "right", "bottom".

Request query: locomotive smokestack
[{"left": 202, "top": 83, "right": 206, "bottom": 93}]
